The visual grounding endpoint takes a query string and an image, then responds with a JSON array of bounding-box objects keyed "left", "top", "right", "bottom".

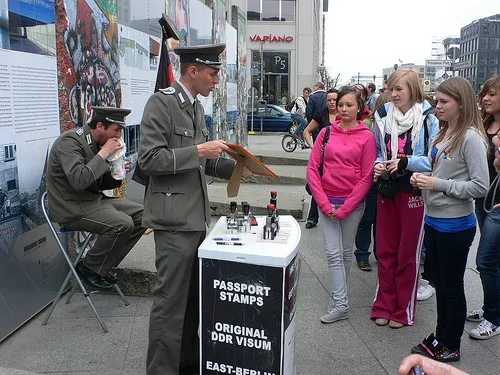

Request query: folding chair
[{"left": 40, "top": 192, "right": 129, "bottom": 333}]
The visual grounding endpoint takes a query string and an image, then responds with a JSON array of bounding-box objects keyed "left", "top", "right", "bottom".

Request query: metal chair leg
[
  {"left": 42, "top": 270, "right": 72, "bottom": 326},
  {"left": 65, "top": 280, "right": 79, "bottom": 304},
  {"left": 113, "top": 284, "right": 130, "bottom": 306}
]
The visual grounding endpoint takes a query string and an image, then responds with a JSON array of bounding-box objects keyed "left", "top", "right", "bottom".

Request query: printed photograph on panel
[
  {"left": 56, "top": 0, "right": 121, "bottom": 131},
  {"left": 166, "top": 0, "right": 188, "bottom": 46},
  {"left": 3, "top": 0, "right": 56, "bottom": 55}
]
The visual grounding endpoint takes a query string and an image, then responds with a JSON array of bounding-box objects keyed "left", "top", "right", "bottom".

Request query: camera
[{"left": 380, "top": 169, "right": 407, "bottom": 181}]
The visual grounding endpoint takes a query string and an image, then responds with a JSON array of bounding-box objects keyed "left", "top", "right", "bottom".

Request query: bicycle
[{"left": 281, "top": 132, "right": 309, "bottom": 152}]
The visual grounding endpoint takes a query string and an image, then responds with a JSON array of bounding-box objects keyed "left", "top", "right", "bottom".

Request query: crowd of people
[
  {"left": 44, "top": 36, "right": 500, "bottom": 373},
  {"left": 300, "top": 71, "right": 500, "bottom": 366}
]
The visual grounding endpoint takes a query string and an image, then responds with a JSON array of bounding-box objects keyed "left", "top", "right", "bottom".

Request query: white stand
[{"left": 199, "top": 215, "right": 301, "bottom": 375}]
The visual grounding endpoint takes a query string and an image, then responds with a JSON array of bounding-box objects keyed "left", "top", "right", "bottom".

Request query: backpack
[
  {"left": 287, "top": 98, "right": 298, "bottom": 112},
  {"left": 288, "top": 95, "right": 306, "bottom": 114}
]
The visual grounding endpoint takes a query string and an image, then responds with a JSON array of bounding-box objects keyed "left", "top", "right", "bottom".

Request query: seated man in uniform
[{"left": 46, "top": 106, "right": 146, "bottom": 291}]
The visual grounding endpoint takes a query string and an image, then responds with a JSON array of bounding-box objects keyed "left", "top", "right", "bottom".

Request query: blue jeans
[
  {"left": 475, "top": 199, "right": 500, "bottom": 326},
  {"left": 354, "top": 183, "right": 377, "bottom": 261},
  {"left": 291, "top": 114, "right": 307, "bottom": 141}
]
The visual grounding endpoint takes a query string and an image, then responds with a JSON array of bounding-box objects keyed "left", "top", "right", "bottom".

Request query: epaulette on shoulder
[
  {"left": 75, "top": 128, "right": 84, "bottom": 136},
  {"left": 159, "top": 87, "right": 176, "bottom": 95}
]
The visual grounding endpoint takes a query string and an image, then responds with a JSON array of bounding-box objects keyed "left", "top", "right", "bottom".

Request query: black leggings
[{"left": 425, "top": 224, "right": 476, "bottom": 350}]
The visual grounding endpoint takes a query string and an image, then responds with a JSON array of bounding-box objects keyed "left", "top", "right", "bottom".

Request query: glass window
[
  {"left": 262, "top": 0, "right": 280, "bottom": 21},
  {"left": 489, "top": 52, "right": 498, "bottom": 65},
  {"left": 479, "top": 38, "right": 489, "bottom": 49},
  {"left": 281, "top": 0, "right": 295, "bottom": 21},
  {"left": 479, "top": 52, "right": 488, "bottom": 64},
  {"left": 491, "top": 38, "right": 500, "bottom": 50},
  {"left": 268, "top": 107, "right": 281, "bottom": 116},
  {"left": 247, "top": 0, "right": 261, "bottom": 21},
  {"left": 251, "top": 49, "right": 289, "bottom": 105},
  {"left": 490, "top": 66, "right": 498, "bottom": 77}
]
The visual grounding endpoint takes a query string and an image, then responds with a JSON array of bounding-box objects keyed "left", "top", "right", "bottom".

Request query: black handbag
[
  {"left": 305, "top": 126, "right": 331, "bottom": 195},
  {"left": 375, "top": 173, "right": 399, "bottom": 199}
]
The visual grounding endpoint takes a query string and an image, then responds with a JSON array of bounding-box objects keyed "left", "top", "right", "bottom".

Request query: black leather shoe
[
  {"left": 104, "top": 272, "right": 118, "bottom": 284},
  {"left": 180, "top": 363, "right": 200, "bottom": 375},
  {"left": 75, "top": 262, "right": 113, "bottom": 291}
]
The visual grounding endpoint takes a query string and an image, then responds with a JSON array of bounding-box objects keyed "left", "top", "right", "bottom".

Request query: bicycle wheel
[{"left": 282, "top": 135, "right": 298, "bottom": 152}]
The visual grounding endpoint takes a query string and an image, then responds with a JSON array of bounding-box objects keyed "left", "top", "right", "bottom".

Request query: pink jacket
[{"left": 306, "top": 121, "right": 376, "bottom": 220}]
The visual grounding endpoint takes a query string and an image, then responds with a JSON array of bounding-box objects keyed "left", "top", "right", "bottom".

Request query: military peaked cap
[
  {"left": 91, "top": 106, "right": 131, "bottom": 127},
  {"left": 173, "top": 43, "right": 226, "bottom": 70}
]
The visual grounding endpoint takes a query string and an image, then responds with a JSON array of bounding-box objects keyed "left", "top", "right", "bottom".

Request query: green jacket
[
  {"left": 46, "top": 125, "right": 121, "bottom": 223},
  {"left": 138, "top": 81, "right": 234, "bottom": 231}
]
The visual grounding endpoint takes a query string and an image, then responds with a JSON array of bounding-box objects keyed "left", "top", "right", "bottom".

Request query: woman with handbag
[
  {"left": 370, "top": 69, "right": 439, "bottom": 328},
  {"left": 306, "top": 87, "right": 376, "bottom": 323},
  {"left": 410, "top": 77, "right": 488, "bottom": 362}
]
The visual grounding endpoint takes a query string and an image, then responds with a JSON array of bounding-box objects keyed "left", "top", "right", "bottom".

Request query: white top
[{"left": 198, "top": 215, "right": 301, "bottom": 267}]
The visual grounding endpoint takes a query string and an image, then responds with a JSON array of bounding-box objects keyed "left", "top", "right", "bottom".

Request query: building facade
[
  {"left": 457, "top": 14, "right": 500, "bottom": 91},
  {"left": 246, "top": 0, "right": 327, "bottom": 107},
  {"left": 383, "top": 63, "right": 425, "bottom": 84}
]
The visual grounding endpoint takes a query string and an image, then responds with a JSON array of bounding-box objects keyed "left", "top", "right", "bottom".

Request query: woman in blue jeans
[{"left": 466, "top": 75, "right": 500, "bottom": 340}]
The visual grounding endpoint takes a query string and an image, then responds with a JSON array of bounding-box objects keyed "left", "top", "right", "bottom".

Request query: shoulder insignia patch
[
  {"left": 159, "top": 87, "right": 176, "bottom": 95},
  {"left": 76, "top": 128, "right": 84, "bottom": 136},
  {"left": 177, "top": 92, "right": 186, "bottom": 104}
]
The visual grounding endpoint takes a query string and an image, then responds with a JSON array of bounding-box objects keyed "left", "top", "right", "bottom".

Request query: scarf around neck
[{"left": 385, "top": 103, "right": 424, "bottom": 160}]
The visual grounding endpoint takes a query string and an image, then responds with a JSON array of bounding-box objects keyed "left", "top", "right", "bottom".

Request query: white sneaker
[
  {"left": 469, "top": 319, "right": 500, "bottom": 340},
  {"left": 320, "top": 308, "right": 348, "bottom": 324},
  {"left": 417, "top": 279, "right": 435, "bottom": 301},
  {"left": 466, "top": 308, "right": 484, "bottom": 322}
]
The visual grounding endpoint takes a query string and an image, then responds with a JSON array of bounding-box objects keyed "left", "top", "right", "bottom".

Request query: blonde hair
[
  {"left": 478, "top": 75, "right": 500, "bottom": 131},
  {"left": 387, "top": 69, "right": 425, "bottom": 105},
  {"left": 433, "top": 77, "right": 486, "bottom": 153}
]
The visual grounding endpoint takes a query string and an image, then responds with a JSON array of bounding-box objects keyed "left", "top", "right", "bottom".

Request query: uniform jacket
[
  {"left": 46, "top": 125, "right": 122, "bottom": 223},
  {"left": 138, "top": 81, "right": 235, "bottom": 231}
]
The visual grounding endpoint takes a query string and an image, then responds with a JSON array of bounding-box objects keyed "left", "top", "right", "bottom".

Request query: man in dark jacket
[
  {"left": 306, "top": 81, "right": 327, "bottom": 123},
  {"left": 305, "top": 81, "right": 327, "bottom": 229}
]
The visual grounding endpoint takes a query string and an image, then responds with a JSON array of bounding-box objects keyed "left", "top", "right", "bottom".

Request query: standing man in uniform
[
  {"left": 46, "top": 107, "right": 146, "bottom": 291},
  {"left": 139, "top": 44, "right": 238, "bottom": 375}
]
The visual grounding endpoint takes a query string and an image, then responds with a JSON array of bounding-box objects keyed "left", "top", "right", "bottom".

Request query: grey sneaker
[
  {"left": 320, "top": 308, "right": 348, "bottom": 324},
  {"left": 466, "top": 309, "right": 484, "bottom": 322},
  {"left": 469, "top": 319, "right": 500, "bottom": 340}
]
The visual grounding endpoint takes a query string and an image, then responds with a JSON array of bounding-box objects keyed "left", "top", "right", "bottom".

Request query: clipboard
[{"left": 226, "top": 143, "right": 278, "bottom": 197}]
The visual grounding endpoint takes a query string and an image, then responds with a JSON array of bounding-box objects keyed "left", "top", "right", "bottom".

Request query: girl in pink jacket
[{"left": 307, "top": 87, "right": 376, "bottom": 324}]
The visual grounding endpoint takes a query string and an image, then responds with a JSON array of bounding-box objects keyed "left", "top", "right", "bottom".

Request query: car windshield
[{"left": 268, "top": 107, "right": 281, "bottom": 116}]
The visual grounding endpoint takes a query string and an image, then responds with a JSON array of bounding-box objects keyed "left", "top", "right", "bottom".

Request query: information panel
[
  {"left": 0, "top": 0, "right": 67, "bottom": 342},
  {"left": 201, "top": 259, "right": 284, "bottom": 375}
]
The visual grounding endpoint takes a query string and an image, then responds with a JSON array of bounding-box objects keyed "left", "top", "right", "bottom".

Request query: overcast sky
[{"left": 324, "top": 1, "right": 499, "bottom": 85}]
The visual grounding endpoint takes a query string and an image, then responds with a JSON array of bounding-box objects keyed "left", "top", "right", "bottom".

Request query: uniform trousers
[
  {"left": 62, "top": 197, "right": 145, "bottom": 276},
  {"left": 147, "top": 230, "right": 205, "bottom": 375},
  {"left": 371, "top": 191, "right": 424, "bottom": 325}
]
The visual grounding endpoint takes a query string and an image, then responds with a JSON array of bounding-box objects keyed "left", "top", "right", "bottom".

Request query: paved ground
[
  {"left": 0, "top": 134, "right": 497, "bottom": 374},
  {"left": 0, "top": 219, "right": 496, "bottom": 375}
]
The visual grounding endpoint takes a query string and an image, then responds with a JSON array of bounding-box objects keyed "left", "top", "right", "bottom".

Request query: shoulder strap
[
  {"left": 423, "top": 112, "right": 431, "bottom": 155},
  {"left": 318, "top": 126, "right": 331, "bottom": 177}
]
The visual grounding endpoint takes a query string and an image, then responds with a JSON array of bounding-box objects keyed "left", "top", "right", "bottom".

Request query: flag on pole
[{"left": 132, "top": 14, "right": 179, "bottom": 186}]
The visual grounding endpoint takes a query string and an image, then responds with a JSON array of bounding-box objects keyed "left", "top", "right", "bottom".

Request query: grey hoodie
[{"left": 423, "top": 128, "right": 489, "bottom": 219}]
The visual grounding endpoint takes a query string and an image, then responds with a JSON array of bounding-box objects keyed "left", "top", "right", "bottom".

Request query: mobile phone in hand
[{"left": 408, "top": 366, "right": 424, "bottom": 375}]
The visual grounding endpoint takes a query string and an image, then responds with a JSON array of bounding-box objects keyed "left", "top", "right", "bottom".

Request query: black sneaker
[
  {"left": 357, "top": 259, "right": 372, "bottom": 272},
  {"left": 305, "top": 221, "right": 317, "bottom": 229},
  {"left": 411, "top": 333, "right": 460, "bottom": 362}
]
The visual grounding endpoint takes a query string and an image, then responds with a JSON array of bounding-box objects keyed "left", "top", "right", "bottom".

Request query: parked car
[{"left": 247, "top": 104, "right": 297, "bottom": 134}]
